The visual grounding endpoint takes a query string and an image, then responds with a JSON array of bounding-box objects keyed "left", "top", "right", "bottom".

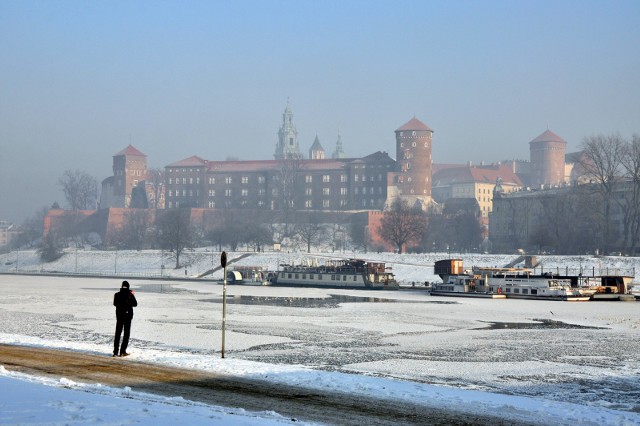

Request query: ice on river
[{"left": 0, "top": 250, "right": 639, "bottom": 425}]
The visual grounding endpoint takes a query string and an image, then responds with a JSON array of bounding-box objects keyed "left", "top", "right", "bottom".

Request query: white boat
[
  {"left": 272, "top": 258, "right": 398, "bottom": 290},
  {"left": 432, "top": 259, "right": 506, "bottom": 298},
  {"left": 470, "top": 266, "right": 590, "bottom": 301}
]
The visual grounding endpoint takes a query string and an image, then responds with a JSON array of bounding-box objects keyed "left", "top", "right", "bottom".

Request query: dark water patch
[
  {"left": 474, "top": 319, "right": 607, "bottom": 330},
  {"left": 199, "top": 294, "right": 457, "bottom": 308},
  {"left": 83, "top": 284, "right": 200, "bottom": 294}
]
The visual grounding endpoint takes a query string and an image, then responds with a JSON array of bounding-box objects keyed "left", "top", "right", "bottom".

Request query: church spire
[
  {"left": 274, "top": 100, "right": 301, "bottom": 160},
  {"left": 332, "top": 131, "right": 345, "bottom": 159}
]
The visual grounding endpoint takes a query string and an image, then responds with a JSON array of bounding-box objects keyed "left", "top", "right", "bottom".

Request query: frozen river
[{"left": 1, "top": 273, "right": 639, "bottom": 417}]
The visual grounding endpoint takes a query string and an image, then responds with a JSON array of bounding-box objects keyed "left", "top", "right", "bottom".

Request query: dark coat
[{"left": 114, "top": 288, "right": 138, "bottom": 320}]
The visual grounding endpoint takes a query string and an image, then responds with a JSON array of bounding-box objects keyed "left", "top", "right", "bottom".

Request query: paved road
[{"left": 0, "top": 344, "right": 533, "bottom": 425}]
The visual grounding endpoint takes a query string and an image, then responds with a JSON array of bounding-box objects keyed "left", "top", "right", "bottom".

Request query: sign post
[{"left": 220, "top": 251, "right": 227, "bottom": 359}]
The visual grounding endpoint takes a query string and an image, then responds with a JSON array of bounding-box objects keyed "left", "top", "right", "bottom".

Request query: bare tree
[
  {"left": 154, "top": 209, "right": 196, "bottom": 268},
  {"left": 240, "top": 209, "right": 273, "bottom": 251},
  {"left": 58, "top": 169, "right": 97, "bottom": 210},
  {"left": 146, "top": 168, "right": 165, "bottom": 209},
  {"left": 38, "top": 231, "right": 63, "bottom": 262},
  {"left": 294, "top": 213, "right": 327, "bottom": 253},
  {"left": 11, "top": 206, "right": 49, "bottom": 249},
  {"left": 112, "top": 209, "right": 151, "bottom": 250},
  {"left": 579, "top": 134, "right": 626, "bottom": 254},
  {"left": 378, "top": 198, "right": 428, "bottom": 253},
  {"left": 276, "top": 154, "right": 304, "bottom": 237},
  {"left": 206, "top": 209, "right": 248, "bottom": 251},
  {"left": 620, "top": 135, "right": 640, "bottom": 253},
  {"left": 530, "top": 186, "right": 600, "bottom": 254},
  {"left": 57, "top": 211, "right": 87, "bottom": 247},
  {"left": 349, "top": 221, "right": 371, "bottom": 253}
]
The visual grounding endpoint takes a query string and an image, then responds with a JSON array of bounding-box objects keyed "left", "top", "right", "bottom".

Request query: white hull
[{"left": 430, "top": 290, "right": 506, "bottom": 299}]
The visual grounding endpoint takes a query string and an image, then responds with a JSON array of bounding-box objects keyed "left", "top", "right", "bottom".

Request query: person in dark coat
[{"left": 113, "top": 280, "right": 138, "bottom": 357}]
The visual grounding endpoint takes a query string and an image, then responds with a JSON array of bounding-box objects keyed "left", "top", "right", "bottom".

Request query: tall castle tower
[
  {"left": 394, "top": 117, "right": 433, "bottom": 209},
  {"left": 112, "top": 145, "right": 147, "bottom": 208},
  {"left": 529, "top": 129, "right": 567, "bottom": 187},
  {"left": 274, "top": 101, "right": 301, "bottom": 159}
]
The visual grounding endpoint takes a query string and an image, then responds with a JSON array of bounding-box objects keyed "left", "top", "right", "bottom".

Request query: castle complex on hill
[
  {"left": 68, "top": 101, "right": 588, "bottom": 250},
  {"left": 99, "top": 103, "right": 573, "bottom": 220}
]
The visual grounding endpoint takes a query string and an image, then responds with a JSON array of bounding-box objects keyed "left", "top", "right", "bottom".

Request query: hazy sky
[{"left": 1, "top": 0, "right": 639, "bottom": 223}]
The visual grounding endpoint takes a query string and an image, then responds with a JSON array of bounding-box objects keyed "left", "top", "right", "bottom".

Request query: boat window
[
  {"left": 317, "top": 274, "right": 322, "bottom": 280},
  {"left": 353, "top": 276, "right": 357, "bottom": 281},
  {"left": 295, "top": 274, "right": 299, "bottom": 279},
  {"left": 288, "top": 273, "right": 292, "bottom": 279},
  {"left": 302, "top": 274, "right": 306, "bottom": 279},
  {"left": 309, "top": 274, "right": 314, "bottom": 280},
  {"left": 343, "top": 275, "right": 347, "bottom": 281},
  {"left": 531, "top": 289, "right": 537, "bottom": 294},
  {"left": 506, "top": 288, "right": 511, "bottom": 293},
  {"left": 514, "top": 289, "right": 520, "bottom": 293},
  {"left": 331, "top": 275, "right": 336, "bottom": 280},
  {"left": 522, "top": 289, "right": 528, "bottom": 294}
]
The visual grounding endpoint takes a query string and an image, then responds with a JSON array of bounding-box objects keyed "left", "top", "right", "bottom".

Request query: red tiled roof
[
  {"left": 361, "top": 151, "right": 395, "bottom": 163},
  {"left": 166, "top": 152, "right": 395, "bottom": 173},
  {"left": 395, "top": 117, "right": 433, "bottom": 132},
  {"left": 167, "top": 156, "right": 208, "bottom": 167},
  {"left": 529, "top": 130, "right": 566, "bottom": 144},
  {"left": 114, "top": 145, "right": 146, "bottom": 157},
  {"left": 433, "top": 164, "right": 523, "bottom": 187},
  {"left": 432, "top": 163, "right": 463, "bottom": 175},
  {"left": 206, "top": 158, "right": 355, "bottom": 173}
]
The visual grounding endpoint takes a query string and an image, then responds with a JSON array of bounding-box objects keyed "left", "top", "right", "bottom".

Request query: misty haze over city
[{"left": 1, "top": 1, "right": 639, "bottom": 223}]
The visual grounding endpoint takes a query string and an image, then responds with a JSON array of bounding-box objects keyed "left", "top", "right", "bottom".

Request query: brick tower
[
  {"left": 529, "top": 129, "right": 567, "bottom": 188},
  {"left": 394, "top": 117, "right": 433, "bottom": 209},
  {"left": 112, "top": 145, "right": 147, "bottom": 208}
]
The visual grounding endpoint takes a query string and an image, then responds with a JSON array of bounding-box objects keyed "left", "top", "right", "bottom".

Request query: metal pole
[
  {"left": 220, "top": 251, "right": 227, "bottom": 359},
  {"left": 222, "top": 264, "right": 227, "bottom": 358}
]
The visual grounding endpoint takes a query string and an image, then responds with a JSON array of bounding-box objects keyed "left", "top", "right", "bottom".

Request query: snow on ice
[{"left": 0, "top": 249, "right": 639, "bottom": 425}]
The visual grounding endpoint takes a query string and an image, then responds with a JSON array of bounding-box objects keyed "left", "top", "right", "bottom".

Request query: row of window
[
  {"left": 281, "top": 272, "right": 359, "bottom": 282},
  {"left": 169, "top": 177, "right": 201, "bottom": 185},
  {"left": 115, "top": 169, "right": 144, "bottom": 177},
  {"left": 172, "top": 186, "right": 385, "bottom": 198},
  {"left": 205, "top": 200, "right": 266, "bottom": 208},
  {"left": 168, "top": 164, "right": 393, "bottom": 174},
  {"left": 169, "top": 189, "right": 201, "bottom": 197},
  {"left": 168, "top": 173, "right": 388, "bottom": 186},
  {"left": 399, "top": 140, "right": 430, "bottom": 148},
  {"left": 167, "top": 198, "right": 382, "bottom": 210}
]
